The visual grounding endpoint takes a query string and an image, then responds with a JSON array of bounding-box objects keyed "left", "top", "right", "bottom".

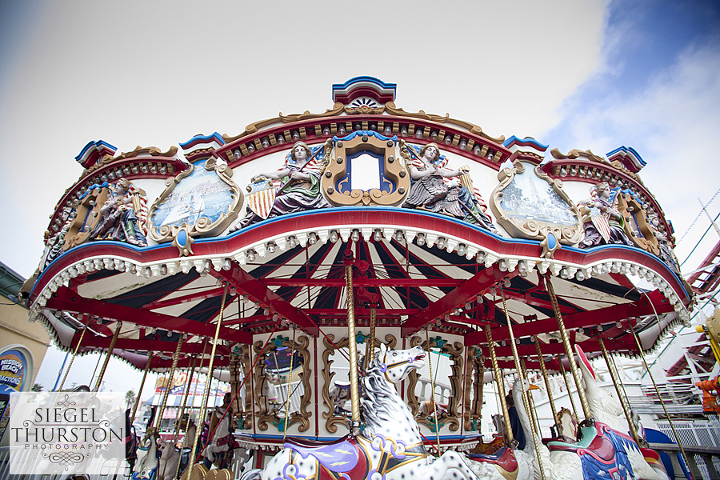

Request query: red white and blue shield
[
  {"left": 247, "top": 179, "right": 276, "bottom": 219},
  {"left": 590, "top": 210, "right": 611, "bottom": 243}
]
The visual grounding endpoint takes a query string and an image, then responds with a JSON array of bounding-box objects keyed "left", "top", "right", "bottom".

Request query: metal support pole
[
  {"left": 557, "top": 354, "right": 579, "bottom": 419},
  {"left": 58, "top": 315, "right": 91, "bottom": 391},
  {"left": 535, "top": 340, "right": 559, "bottom": 430},
  {"left": 93, "top": 321, "right": 121, "bottom": 392},
  {"left": 131, "top": 353, "right": 154, "bottom": 423},
  {"left": 154, "top": 336, "right": 184, "bottom": 434},
  {"left": 597, "top": 337, "right": 641, "bottom": 445},
  {"left": 345, "top": 264, "right": 361, "bottom": 432},
  {"left": 426, "top": 330, "right": 441, "bottom": 452},
  {"left": 485, "top": 325, "right": 512, "bottom": 444},
  {"left": 545, "top": 274, "right": 592, "bottom": 421},
  {"left": 187, "top": 284, "right": 228, "bottom": 470},
  {"left": 499, "top": 286, "right": 546, "bottom": 480}
]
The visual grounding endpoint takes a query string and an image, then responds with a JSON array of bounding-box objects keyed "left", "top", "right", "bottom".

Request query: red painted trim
[{"left": 46, "top": 286, "right": 251, "bottom": 344}]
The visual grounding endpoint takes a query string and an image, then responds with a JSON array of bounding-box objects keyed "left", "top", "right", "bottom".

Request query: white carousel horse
[
  {"left": 204, "top": 406, "right": 234, "bottom": 468},
  {"left": 240, "top": 343, "right": 493, "bottom": 480},
  {"left": 157, "top": 438, "right": 181, "bottom": 480},
  {"left": 132, "top": 430, "right": 159, "bottom": 480}
]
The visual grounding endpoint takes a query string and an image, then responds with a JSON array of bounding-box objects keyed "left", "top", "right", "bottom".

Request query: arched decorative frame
[
  {"left": 321, "top": 333, "right": 396, "bottom": 434},
  {"left": 252, "top": 334, "right": 312, "bottom": 432},
  {"left": 462, "top": 347, "right": 484, "bottom": 432},
  {"left": 490, "top": 160, "right": 583, "bottom": 257},
  {"left": 407, "top": 335, "right": 463, "bottom": 432},
  {"left": 321, "top": 131, "right": 409, "bottom": 206},
  {"left": 63, "top": 186, "right": 111, "bottom": 250},
  {"left": 616, "top": 190, "right": 659, "bottom": 255},
  {"left": 148, "top": 158, "right": 243, "bottom": 255}
]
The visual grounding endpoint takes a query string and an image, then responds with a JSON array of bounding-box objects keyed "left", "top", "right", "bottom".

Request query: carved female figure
[
  {"left": 237, "top": 141, "right": 330, "bottom": 228},
  {"left": 403, "top": 143, "right": 494, "bottom": 230},
  {"left": 89, "top": 178, "right": 148, "bottom": 246},
  {"left": 577, "top": 182, "right": 633, "bottom": 248}
]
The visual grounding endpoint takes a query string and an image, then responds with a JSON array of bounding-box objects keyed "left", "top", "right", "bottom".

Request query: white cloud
[{"left": 548, "top": 38, "right": 720, "bottom": 267}]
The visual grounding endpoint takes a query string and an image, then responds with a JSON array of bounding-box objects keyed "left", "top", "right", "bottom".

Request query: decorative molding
[
  {"left": 322, "top": 131, "right": 409, "bottom": 207},
  {"left": 321, "top": 334, "right": 396, "bottom": 434},
  {"left": 147, "top": 158, "right": 243, "bottom": 256},
  {"left": 407, "top": 335, "right": 461, "bottom": 432},
  {"left": 490, "top": 160, "right": 583, "bottom": 257},
  {"left": 253, "top": 335, "right": 312, "bottom": 432}
]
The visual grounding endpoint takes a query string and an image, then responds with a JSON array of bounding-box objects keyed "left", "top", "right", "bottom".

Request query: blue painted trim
[
  {"left": 503, "top": 135, "right": 549, "bottom": 150},
  {"left": 332, "top": 130, "right": 397, "bottom": 143},
  {"left": 34, "top": 207, "right": 690, "bottom": 301},
  {"left": 331, "top": 76, "right": 397, "bottom": 93},
  {"left": 179, "top": 132, "right": 225, "bottom": 148},
  {"left": 606, "top": 146, "right": 646, "bottom": 166},
  {"left": 75, "top": 139, "right": 117, "bottom": 162},
  {"left": 78, "top": 182, "right": 110, "bottom": 200}
]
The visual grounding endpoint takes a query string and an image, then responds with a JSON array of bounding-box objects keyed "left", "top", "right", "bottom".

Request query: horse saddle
[
  {"left": 285, "top": 436, "right": 360, "bottom": 474},
  {"left": 467, "top": 447, "right": 519, "bottom": 474}
]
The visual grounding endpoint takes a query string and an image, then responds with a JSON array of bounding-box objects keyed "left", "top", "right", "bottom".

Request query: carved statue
[
  {"left": 234, "top": 141, "right": 330, "bottom": 229},
  {"left": 402, "top": 142, "right": 495, "bottom": 230},
  {"left": 577, "top": 182, "right": 633, "bottom": 248},
  {"left": 648, "top": 213, "right": 681, "bottom": 273},
  {"left": 88, "top": 178, "right": 148, "bottom": 246}
]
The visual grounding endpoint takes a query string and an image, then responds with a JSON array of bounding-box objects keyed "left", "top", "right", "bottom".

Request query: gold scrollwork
[
  {"left": 490, "top": 160, "right": 583, "bottom": 256},
  {"left": 253, "top": 335, "right": 312, "bottom": 433},
  {"left": 321, "top": 334, "right": 396, "bottom": 434},
  {"left": 322, "top": 133, "right": 409, "bottom": 207},
  {"left": 406, "top": 336, "right": 461, "bottom": 432}
]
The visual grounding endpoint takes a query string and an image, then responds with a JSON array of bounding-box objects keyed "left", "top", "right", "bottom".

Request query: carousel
[{"left": 21, "top": 77, "right": 693, "bottom": 480}]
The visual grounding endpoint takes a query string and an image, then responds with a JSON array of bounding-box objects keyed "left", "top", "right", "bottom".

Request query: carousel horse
[
  {"left": 203, "top": 403, "right": 234, "bottom": 469},
  {"left": 157, "top": 438, "right": 181, "bottom": 480},
  {"left": 240, "top": 343, "right": 493, "bottom": 480},
  {"left": 538, "top": 346, "right": 668, "bottom": 480},
  {"left": 133, "top": 430, "right": 160, "bottom": 480}
]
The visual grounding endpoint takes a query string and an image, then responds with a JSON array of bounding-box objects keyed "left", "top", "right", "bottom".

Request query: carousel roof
[{"left": 22, "top": 77, "right": 693, "bottom": 372}]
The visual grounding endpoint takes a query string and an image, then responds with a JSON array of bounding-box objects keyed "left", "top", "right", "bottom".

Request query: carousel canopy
[{"left": 21, "top": 76, "right": 692, "bottom": 372}]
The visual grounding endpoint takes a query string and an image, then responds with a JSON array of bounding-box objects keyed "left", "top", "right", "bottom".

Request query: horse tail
[{"left": 239, "top": 468, "right": 262, "bottom": 480}]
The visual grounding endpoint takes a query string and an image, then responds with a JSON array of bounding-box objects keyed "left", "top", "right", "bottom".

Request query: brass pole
[
  {"left": 131, "top": 353, "right": 154, "bottom": 423},
  {"left": 627, "top": 319, "right": 693, "bottom": 471},
  {"left": 93, "top": 321, "right": 122, "bottom": 392},
  {"left": 58, "top": 314, "right": 91, "bottom": 391},
  {"left": 425, "top": 330, "right": 441, "bottom": 452},
  {"left": 557, "top": 354, "right": 579, "bottom": 419},
  {"left": 283, "top": 327, "right": 297, "bottom": 440},
  {"left": 154, "top": 336, "right": 184, "bottom": 433},
  {"left": 187, "top": 284, "right": 228, "bottom": 470},
  {"left": 535, "top": 340, "right": 559, "bottom": 430},
  {"left": 499, "top": 286, "right": 546, "bottom": 480},
  {"left": 485, "top": 325, "right": 512, "bottom": 444},
  {"left": 175, "top": 339, "right": 208, "bottom": 480},
  {"left": 545, "top": 274, "right": 592, "bottom": 421},
  {"left": 366, "top": 307, "right": 376, "bottom": 368},
  {"left": 597, "top": 337, "right": 641, "bottom": 444},
  {"left": 172, "top": 356, "right": 197, "bottom": 441},
  {"left": 345, "top": 264, "right": 361, "bottom": 431}
]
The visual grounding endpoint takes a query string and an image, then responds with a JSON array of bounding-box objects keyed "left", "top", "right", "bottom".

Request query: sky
[{"left": 1, "top": 0, "right": 719, "bottom": 394}]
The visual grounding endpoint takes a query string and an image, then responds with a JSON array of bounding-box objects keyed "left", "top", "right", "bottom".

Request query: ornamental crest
[
  {"left": 490, "top": 160, "right": 583, "bottom": 257},
  {"left": 322, "top": 130, "right": 409, "bottom": 206},
  {"left": 148, "top": 158, "right": 243, "bottom": 255}
]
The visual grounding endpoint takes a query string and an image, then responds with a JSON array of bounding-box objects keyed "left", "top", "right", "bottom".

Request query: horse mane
[{"left": 361, "top": 353, "right": 403, "bottom": 435}]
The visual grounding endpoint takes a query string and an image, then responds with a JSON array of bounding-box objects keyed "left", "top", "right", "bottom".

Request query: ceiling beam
[
  {"left": 464, "top": 289, "right": 673, "bottom": 346},
  {"left": 402, "top": 266, "right": 506, "bottom": 336},
  {"left": 213, "top": 266, "right": 320, "bottom": 337},
  {"left": 75, "top": 335, "right": 230, "bottom": 356},
  {"left": 47, "top": 286, "right": 251, "bottom": 344}
]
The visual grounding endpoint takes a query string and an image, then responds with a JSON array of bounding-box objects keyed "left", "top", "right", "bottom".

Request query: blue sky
[{"left": 1, "top": 0, "right": 719, "bottom": 392}]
